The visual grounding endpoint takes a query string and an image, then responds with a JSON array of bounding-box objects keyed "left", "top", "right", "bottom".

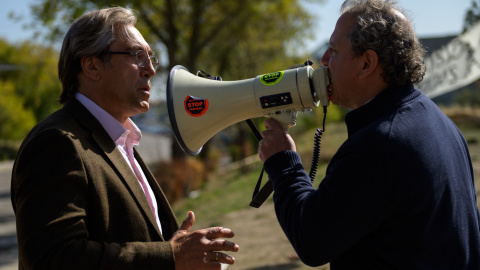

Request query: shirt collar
[
  {"left": 118, "top": 118, "right": 142, "bottom": 150},
  {"left": 75, "top": 93, "right": 142, "bottom": 145}
]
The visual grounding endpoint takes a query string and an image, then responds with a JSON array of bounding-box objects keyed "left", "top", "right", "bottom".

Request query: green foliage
[
  {"left": 192, "top": 1, "right": 317, "bottom": 79},
  {"left": 0, "top": 39, "right": 62, "bottom": 142},
  {"left": 0, "top": 81, "right": 36, "bottom": 140},
  {"left": 25, "top": 0, "right": 323, "bottom": 75}
]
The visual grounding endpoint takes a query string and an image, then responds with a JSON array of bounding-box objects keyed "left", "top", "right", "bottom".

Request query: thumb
[{"left": 179, "top": 211, "right": 195, "bottom": 232}]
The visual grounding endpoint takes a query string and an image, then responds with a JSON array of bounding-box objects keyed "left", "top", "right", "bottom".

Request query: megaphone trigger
[{"left": 266, "top": 109, "right": 297, "bottom": 131}]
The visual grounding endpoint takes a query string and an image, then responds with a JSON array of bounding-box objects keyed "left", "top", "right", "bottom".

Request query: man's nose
[
  {"left": 142, "top": 61, "right": 156, "bottom": 78},
  {"left": 321, "top": 49, "right": 330, "bottom": 67}
]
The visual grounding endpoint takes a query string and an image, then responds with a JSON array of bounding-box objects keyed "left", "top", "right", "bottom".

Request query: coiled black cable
[
  {"left": 308, "top": 128, "right": 323, "bottom": 182},
  {"left": 308, "top": 106, "right": 327, "bottom": 182}
]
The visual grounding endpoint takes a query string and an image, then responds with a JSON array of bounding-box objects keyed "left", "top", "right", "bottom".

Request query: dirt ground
[{"left": 199, "top": 200, "right": 329, "bottom": 270}]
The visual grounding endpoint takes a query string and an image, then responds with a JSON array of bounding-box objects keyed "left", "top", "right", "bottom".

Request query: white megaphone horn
[{"left": 166, "top": 60, "right": 330, "bottom": 156}]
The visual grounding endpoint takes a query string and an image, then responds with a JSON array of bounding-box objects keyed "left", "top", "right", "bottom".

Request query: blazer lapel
[
  {"left": 65, "top": 99, "right": 165, "bottom": 239},
  {"left": 135, "top": 150, "right": 179, "bottom": 239},
  {"left": 101, "top": 142, "right": 164, "bottom": 238}
]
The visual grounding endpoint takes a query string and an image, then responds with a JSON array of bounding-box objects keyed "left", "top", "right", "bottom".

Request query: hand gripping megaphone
[{"left": 166, "top": 61, "right": 331, "bottom": 156}]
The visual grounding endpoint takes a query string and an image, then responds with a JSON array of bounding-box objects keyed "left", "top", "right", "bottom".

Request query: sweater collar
[{"left": 344, "top": 84, "right": 420, "bottom": 137}]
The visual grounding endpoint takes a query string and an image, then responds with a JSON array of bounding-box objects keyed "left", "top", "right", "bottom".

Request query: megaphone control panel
[{"left": 260, "top": 92, "right": 293, "bottom": 109}]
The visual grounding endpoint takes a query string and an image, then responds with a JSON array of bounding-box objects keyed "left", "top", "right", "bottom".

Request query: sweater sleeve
[{"left": 264, "top": 149, "right": 389, "bottom": 267}]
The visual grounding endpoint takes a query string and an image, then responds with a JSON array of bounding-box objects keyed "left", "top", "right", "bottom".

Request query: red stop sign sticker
[{"left": 184, "top": 95, "right": 209, "bottom": 117}]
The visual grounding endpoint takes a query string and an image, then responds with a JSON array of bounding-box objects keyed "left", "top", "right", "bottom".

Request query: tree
[
  {"left": 463, "top": 0, "right": 480, "bottom": 33},
  {"left": 29, "top": 0, "right": 321, "bottom": 72},
  {"left": 0, "top": 81, "right": 36, "bottom": 141},
  {"left": 0, "top": 39, "right": 61, "bottom": 142},
  {"left": 0, "top": 39, "right": 62, "bottom": 123}
]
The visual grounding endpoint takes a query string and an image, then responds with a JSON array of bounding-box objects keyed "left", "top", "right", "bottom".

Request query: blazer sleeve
[{"left": 12, "top": 128, "right": 176, "bottom": 270}]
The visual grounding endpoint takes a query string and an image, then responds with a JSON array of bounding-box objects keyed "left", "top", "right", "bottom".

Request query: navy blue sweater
[{"left": 264, "top": 84, "right": 480, "bottom": 269}]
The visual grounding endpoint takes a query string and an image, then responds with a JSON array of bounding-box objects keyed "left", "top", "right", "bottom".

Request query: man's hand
[
  {"left": 171, "top": 211, "right": 239, "bottom": 270},
  {"left": 258, "top": 118, "right": 296, "bottom": 162}
]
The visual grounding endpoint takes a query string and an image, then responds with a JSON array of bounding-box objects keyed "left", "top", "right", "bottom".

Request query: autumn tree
[
  {"left": 29, "top": 0, "right": 321, "bottom": 72},
  {"left": 0, "top": 39, "right": 62, "bottom": 159},
  {"left": 0, "top": 39, "right": 61, "bottom": 136},
  {"left": 0, "top": 81, "right": 36, "bottom": 141}
]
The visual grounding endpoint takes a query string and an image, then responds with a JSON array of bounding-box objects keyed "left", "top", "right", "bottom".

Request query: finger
[
  {"left": 258, "top": 150, "right": 266, "bottom": 163},
  {"left": 264, "top": 118, "right": 283, "bottom": 131},
  {"left": 205, "top": 227, "right": 235, "bottom": 240},
  {"left": 209, "top": 239, "right": 240, "bottom": 252},
  {"left": 259, "top": 137, "right": 268, "bottom": 147},
  {"left": 261, "top": 127, "right": 275, "bottom": 139},
  {"left": 208, "top": 252, "right": 236, "bottom": 265},
  {"left": 178, "top": 211, "right": 195, "bottom": 233},
  {"left": 261, "top": 129, "right": 270, "bottom": 139}
]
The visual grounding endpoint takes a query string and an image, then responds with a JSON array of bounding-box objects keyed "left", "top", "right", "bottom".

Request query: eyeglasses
[{"left": 108, "top": 50, "right": 159, "bottom": 71}]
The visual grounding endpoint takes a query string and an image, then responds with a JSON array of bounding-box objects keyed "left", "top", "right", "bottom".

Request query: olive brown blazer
[{"left": 11, "top": 99, "right": 179, "bottom": 270}]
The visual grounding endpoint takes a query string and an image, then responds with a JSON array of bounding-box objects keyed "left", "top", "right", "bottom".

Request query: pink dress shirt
[{"left": 75, "top": 93, "right": 162, "bottom": 234}]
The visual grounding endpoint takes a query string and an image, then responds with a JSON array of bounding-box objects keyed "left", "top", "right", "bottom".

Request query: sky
[
  {"left": 0, "top": 0, "right": 473, "bottom": 52},
  {"left": 301, "top": 0, "right": 473, "bottom": 52}
]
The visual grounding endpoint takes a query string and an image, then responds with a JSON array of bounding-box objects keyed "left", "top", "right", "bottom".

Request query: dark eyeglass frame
[{"left": 108, "top": 50, "right": 159, "bottom": 71}]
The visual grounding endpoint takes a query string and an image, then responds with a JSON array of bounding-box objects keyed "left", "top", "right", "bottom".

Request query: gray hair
[
  {"left": 341, "top": 0, "right": 426, "bottom": 85},
  {"left": 58, "top": 7, "right": 137, "bottom": 104}
]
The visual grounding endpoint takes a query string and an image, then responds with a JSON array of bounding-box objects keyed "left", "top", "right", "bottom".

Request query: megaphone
[{"left": 166, "top": 61, "right": 330, "bottom": 156}]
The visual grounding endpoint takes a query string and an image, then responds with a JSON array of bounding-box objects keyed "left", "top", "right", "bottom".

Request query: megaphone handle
[{"left": 269, "top": 110, "right": 296, "bottom": 131}]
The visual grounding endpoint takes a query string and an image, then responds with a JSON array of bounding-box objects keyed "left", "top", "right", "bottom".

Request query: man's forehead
[
  {"left": 115, "top": 39, "right": 151, "bottom": 54},
  {"left": 330, "top": 12, "right": 355, "bottom": 44},
  {"left": 124, "top": 40, "right": 150, "bottom": 51},
  {"left": 113, "top": 24, "right": 151, "bottom": 51}
]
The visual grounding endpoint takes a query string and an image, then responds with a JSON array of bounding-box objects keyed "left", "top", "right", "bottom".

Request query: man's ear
[
  {"left": 80, "top": 56, "right": 102, "bottom": 81},
  {"left": 359, "top": 49, "right": 379, "bottom": 79}
]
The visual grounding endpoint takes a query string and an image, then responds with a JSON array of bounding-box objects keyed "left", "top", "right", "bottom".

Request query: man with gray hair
[
  {"left": 258, "top": 0, "right": 480, "bottom": 269},
  {"left": 12, "top": 7, "right": 238, "bottom": 270}
]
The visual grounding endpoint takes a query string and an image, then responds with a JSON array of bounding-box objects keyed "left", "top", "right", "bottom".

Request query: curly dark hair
[{"left": 341, "top": 0, "right": 426, "bottom": 85}]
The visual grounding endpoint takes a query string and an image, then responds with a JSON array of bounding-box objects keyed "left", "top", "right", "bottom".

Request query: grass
[{"left": 173, "top": 162, "right": 268, "bottom": 228}]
